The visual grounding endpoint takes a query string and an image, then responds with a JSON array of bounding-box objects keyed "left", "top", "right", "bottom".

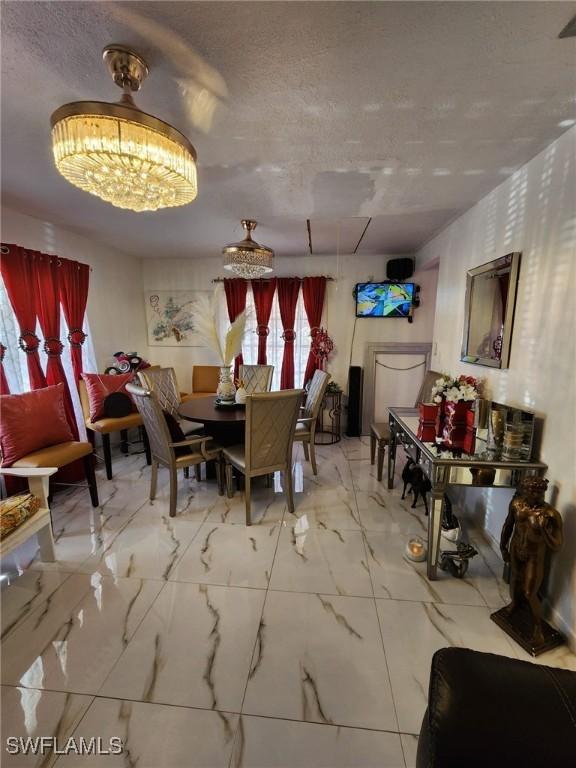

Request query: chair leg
[
  {"left": 83, "top": 455, "right": 100, "bottom": 507},
  {"left": 302, "top": 441, "right": 310, "bottom": 461},
  {"left": 285, "top": 464, "right": 295, "bottom": 515},
  {"left": 370, "top": 431, "right": 376, "bottom": 465},
  {"left": 183, "top": 467, "right": 189, "bottom": 479},
  {"left": 102, "top": 433, "right": 112, "bottom": 480},
  {"left": 266, "top": 472, "right": 272, "bottom": 488},
  {"left": 377, "top": 442, "right": 385, "bottom": 482},
  {"left": 309, "top": 440, "right": 318, "bottom": 476},
  {"left": 215, "top": 460, "right": 224, "bottom": 496},
  {"left": 245, "top": 475, "right": 252, "bottom": 525},
  {"left": 225, "top": 463, "right": 234, "bottom": 498},
  {"left": 142, "top": 429, "right": 152, "bottom": 466},
  {"left": 168, "top": 466, "right": 178, "bottom": 518},
  {"left": 120, "top": 429, "right": 129, "bottom": 454},
  {"left": 150, "top": 460, "right": 158, "bottom": 501},
  {"left": 194, "top": 464, "right": 201, "bottom": 482}
]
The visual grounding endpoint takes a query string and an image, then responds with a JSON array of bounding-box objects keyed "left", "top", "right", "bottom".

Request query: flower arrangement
[
  {"left": 192, "top": 288, "right": 246, "bottom": 366},
  {"left": 431, "top": 374, "right": 480, "bottom": 403}
]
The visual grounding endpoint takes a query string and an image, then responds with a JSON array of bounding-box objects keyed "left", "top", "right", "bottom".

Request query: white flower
[{"left": 433, "top": 395, "right": 442, "bottom": 404}]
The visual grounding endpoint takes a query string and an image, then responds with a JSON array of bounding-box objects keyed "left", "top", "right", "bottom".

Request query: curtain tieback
[
  {"left": 0, "top": 343, "right": 5, "bottom": 362},
  {"left": 309, "top": 326, "right": 320, "bottom": 338},
  {"left": 67, "top": 328, "right": 87, "bottom": 348},
  {"left": 44, "top": 337, "right": 64, "bottom": 357},
  {"left": 18, "top": 330, "right": 40, "bottom": 354},
  {"left": 256, "top": 324, "right": 269, "bottom": 337},
  {"left": 281, "top": 329, "right": 296, "bottom": 343}
]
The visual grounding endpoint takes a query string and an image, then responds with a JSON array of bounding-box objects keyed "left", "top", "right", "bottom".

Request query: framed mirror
[{"left": 461, "top": 253, "right": 521, "bottom": 369}]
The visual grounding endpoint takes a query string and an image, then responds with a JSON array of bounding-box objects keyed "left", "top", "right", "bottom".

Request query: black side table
[{"left": 314, "top": 390, "right": 342, "bottom": 445}]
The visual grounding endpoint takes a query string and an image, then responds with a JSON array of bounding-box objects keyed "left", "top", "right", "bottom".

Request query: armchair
[{"left": 0, "top": 467, "right": 57, "bottom": 562}]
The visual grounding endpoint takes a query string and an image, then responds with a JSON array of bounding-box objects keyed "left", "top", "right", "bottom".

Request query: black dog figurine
[{"left": 401, "top": 458, "right": 431, "bottom": 516}]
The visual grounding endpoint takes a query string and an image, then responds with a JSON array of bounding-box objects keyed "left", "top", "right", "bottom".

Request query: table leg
[
  {"left": 427, "top": 489, "right": 444, "bottom": 580},
  {"left": 387, "top": 422, "right": 397, "bottom": 489}
]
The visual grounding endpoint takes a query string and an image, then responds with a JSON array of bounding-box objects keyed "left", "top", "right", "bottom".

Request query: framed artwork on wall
[{"left": 145, "top": 290, "right": 211, "bottom": 347}]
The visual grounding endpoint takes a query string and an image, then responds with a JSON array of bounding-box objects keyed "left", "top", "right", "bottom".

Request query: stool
[{"left": 370, "top": 422, "right": 390, "bottom": 482}]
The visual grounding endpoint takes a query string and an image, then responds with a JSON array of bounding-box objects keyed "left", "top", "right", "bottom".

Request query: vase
[
  {"left": 235, "top": 386, "right": 247, "bottom": 405},
  {"left": 217, "top": 366, "right": 236, "bottom": 402},
  {"left": 442, "top": 400, "right": 473, "bottom": 449},
  {"left": 417, "top": 402, "right": 439, "bottom": 442}
]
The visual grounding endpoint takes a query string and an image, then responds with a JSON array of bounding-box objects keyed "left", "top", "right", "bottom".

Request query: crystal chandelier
[
  {"left": 51, "top": 45, "right": 198, "bottom": 212},
  {"left": 222, "top": 220, "right": 274, "bottom": 278}
]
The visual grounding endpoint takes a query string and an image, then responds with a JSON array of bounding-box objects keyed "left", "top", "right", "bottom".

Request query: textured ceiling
[{"left": 1, "top": 1, "right": 575, "bottom": 258}]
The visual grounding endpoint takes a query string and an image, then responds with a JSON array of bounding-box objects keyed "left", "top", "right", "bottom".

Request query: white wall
[
  {"left": 417, "top": 127, "right": 576, "bottom": 645},
  {"left": 1, "top": 206, "right": 147, "bottom": 369},
  {"left": 142, "top": 255, "right": 438, "bottom": 395}
]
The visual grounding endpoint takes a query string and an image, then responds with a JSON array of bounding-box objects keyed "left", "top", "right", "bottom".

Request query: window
[{"left": 242, "top": 286, "right": 311, "bottom": 390}]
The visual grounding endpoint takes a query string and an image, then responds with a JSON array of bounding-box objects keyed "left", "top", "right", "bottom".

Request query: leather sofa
[{"left": 417, "top": 647, "right": 576, "bottom": 768}]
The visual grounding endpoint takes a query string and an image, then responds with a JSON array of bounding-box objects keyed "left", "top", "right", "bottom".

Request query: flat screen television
[{"left": 355, "top": 282, "right": 415, "bottom": 318}]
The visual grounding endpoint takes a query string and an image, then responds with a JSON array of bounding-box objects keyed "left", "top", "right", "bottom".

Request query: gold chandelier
[
  {"left": 222, "top": 220, "right": 274, "bottom": 278},
  {"left": 51, "top": 45, "right": 198, "bottom": 212}
]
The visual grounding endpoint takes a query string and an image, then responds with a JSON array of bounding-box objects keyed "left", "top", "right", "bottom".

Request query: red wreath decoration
[{"left": 311, "top": 327, "right": 334, "bottom": 367}]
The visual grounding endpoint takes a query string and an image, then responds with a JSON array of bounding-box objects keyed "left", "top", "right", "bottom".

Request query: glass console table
[{"left": 387, "top": 407, "right": 547, "bottom": 580}]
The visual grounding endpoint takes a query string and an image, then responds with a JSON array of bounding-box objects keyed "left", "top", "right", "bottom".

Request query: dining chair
[
  {"left": 126, "top": 382, "right": 224, "bottom": 517},
  {"left": 293, "top": 369, "right": 331, "bottom": 475},
  {"left": 239, "top": 364, "right": 274, "bottom": 393},
  {"left": 138, "top": 367, "right": 203, "bottom": 436},
  {"left": 190, "top": 365, "right": 220, "bottom": 398},
  {"left": 222, "top": 389, "right": 303, "bottom": 525},
  {"left": 370, "top": 369, "right": 442, "bottom": 481}
]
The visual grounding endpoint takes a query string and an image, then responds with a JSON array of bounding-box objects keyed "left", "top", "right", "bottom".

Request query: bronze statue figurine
[{"left": 494, "top": 476, "right": 564, "bottom": 653}]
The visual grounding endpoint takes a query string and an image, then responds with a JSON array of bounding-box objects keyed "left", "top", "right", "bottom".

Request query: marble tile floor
[{"left": 1, "top": 438, "right": 574, "bottom": 768}]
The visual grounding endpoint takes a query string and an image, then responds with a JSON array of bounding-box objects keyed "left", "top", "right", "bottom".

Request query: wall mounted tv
[{"left": 355, "top": 282, "right": 415, "bottom": 318}]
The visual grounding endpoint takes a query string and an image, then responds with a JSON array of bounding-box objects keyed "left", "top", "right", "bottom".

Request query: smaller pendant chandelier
[
  {"left": 51, "top": 45, "right": 198, "bottom": 212},
  {"left": 222, "top": 220, "right": 274, "bottom": 278}
]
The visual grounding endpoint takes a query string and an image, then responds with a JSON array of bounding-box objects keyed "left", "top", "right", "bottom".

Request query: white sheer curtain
[
  {"left": 242, "top": 284, "right": 311, "bottom": 390},
  {"left": 0, "top": 277, "right": 97, "bottom": 439}
]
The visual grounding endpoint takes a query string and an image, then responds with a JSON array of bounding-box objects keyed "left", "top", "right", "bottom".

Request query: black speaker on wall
[
  {"left": 346, "top": 366, "right": 363, "bottom": 437},
  {"left": 387, "top": 257, "right": 414, "bottom": 281}
]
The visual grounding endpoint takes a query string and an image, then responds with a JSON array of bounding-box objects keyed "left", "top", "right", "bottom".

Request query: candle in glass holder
[{"left": 405, "top": 536, "right": 427, "bottom": 562}]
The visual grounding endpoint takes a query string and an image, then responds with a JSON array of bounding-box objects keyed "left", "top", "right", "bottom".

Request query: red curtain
[
  {"left": 251, "top": 278, "right": 276, "bottom": 364},
  {"left": 60, "top": 259, "right": 90, "bottom": 382},
  {"left": 223, "top": 278, "right": 247, "bottom": 382},
  {"left": 34, "top": 252, "right": 78, "bottom": 437},
  {"left": 0, "top": 244, "right": 46, "bottom": 389},
  {"left": 0, "top": 343, "right": 9, "bottom": 395},
  {"left": 277, "top": 278, "right": 301, "bottom": 389},
  {"left": 302, "top": 276, "right": 327, "bottom": 385}
]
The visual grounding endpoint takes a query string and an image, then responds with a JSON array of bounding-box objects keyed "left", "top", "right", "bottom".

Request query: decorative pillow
[
  {"left": 81, "top": 373, "right": 135, "bottom": 422},
  {"left": 164, "top": 412, "right": 190, "bottom": 456},
  {"left": 0, "top": 493, "right": 42, "bottom": 539},
  {"left": 0, "top": 383, "right": 74, "bottom": 466}
]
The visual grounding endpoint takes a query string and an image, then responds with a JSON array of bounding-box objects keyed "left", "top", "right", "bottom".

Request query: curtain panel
[
  {"left": 60, "top": 258, "right": 90, "bottom": 382},
  {"left": 302, "top": 276, "right": 327, "bottom": 385},
  {"left": 251, "top": 278, "right": 277, "bottom": 365},
  {"left": 223, "top": 278, "right": 247, "bottom": 382},
  {"left": 277, "top": 277, "right": 301, "bottom": 389}
]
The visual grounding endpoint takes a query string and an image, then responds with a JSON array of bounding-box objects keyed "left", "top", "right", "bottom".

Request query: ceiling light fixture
[
  {"left": 222, "top": 220, "right": 274, "bottom": 278},
  {"left": 50, "top": 45, "right": 198, "bottom": 212}
]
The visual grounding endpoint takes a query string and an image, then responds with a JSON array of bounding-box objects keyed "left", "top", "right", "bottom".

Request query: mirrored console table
[{"left": 387, "top": 407, "right": 547, "bottom": 580}]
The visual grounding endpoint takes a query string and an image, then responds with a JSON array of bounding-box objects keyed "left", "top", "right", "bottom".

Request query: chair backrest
[
  {"left": 192, "top": 365, "right": 220, "bottom": 393},
  {"left": 126, "top": 382, "right": 174, "bottom": 466},
  {"left": 239, "top": 364, "right": 274, "bottom": 394},
  {"left": 244, "top": 389, "right": 303, "bottom": 473},
  {"left": 78, "top": 380, "right": 91, "bottom": 422},
  {"left": 138, "top": 367, "right": 180, "bottom": 418},
  {"left": 302, "top": 369, "right": 331, "bottom": 420},
  {"left": 415, "top": 369, "right": 442, "bottom": 405}
]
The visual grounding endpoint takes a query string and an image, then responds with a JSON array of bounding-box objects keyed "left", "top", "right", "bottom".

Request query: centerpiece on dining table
[
  {"left": 192, "top": 289, "right": 247, "bottom": 406},
  {"left": 418, "top": 373, "right": 481, "bottom": 451}
]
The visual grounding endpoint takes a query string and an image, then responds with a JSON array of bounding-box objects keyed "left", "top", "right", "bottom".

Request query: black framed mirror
[{"left": 461, "top": 253, "right": 521, "bottom": 369}]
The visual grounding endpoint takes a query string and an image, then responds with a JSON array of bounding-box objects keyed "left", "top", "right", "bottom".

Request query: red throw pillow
[
  {"left": 81, "top": 372, "right": 135, "bottom": 422},
  {"left": 0, "top": 383, "right": 74, "bottom": 466}
]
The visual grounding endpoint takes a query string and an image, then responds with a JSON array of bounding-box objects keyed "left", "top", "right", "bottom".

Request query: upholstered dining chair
[
  {"left": 126, "top": 382, "right": 223, "bottom": 517},
  {"left": 222, "top": 389, "right": 303, "bottom": 525},
  {"left": 239, "top": 364, "right": 274, "bottom": 393},
  {"left": 138, "top": 367, "right": 202, "bottom": 436},
  {"left": 190, "top": 365, "right": 220, "bottom": 398},
  {"left": 370, "top": 368, "right": 442, "bottom": 481},
  {"left": 293, "top": 369, "right": 331, "bottom": 475}
]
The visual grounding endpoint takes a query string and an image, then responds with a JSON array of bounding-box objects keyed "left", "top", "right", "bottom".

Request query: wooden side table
[{"left": 314, "top": 390, "right": 342, "bottom": 445}]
